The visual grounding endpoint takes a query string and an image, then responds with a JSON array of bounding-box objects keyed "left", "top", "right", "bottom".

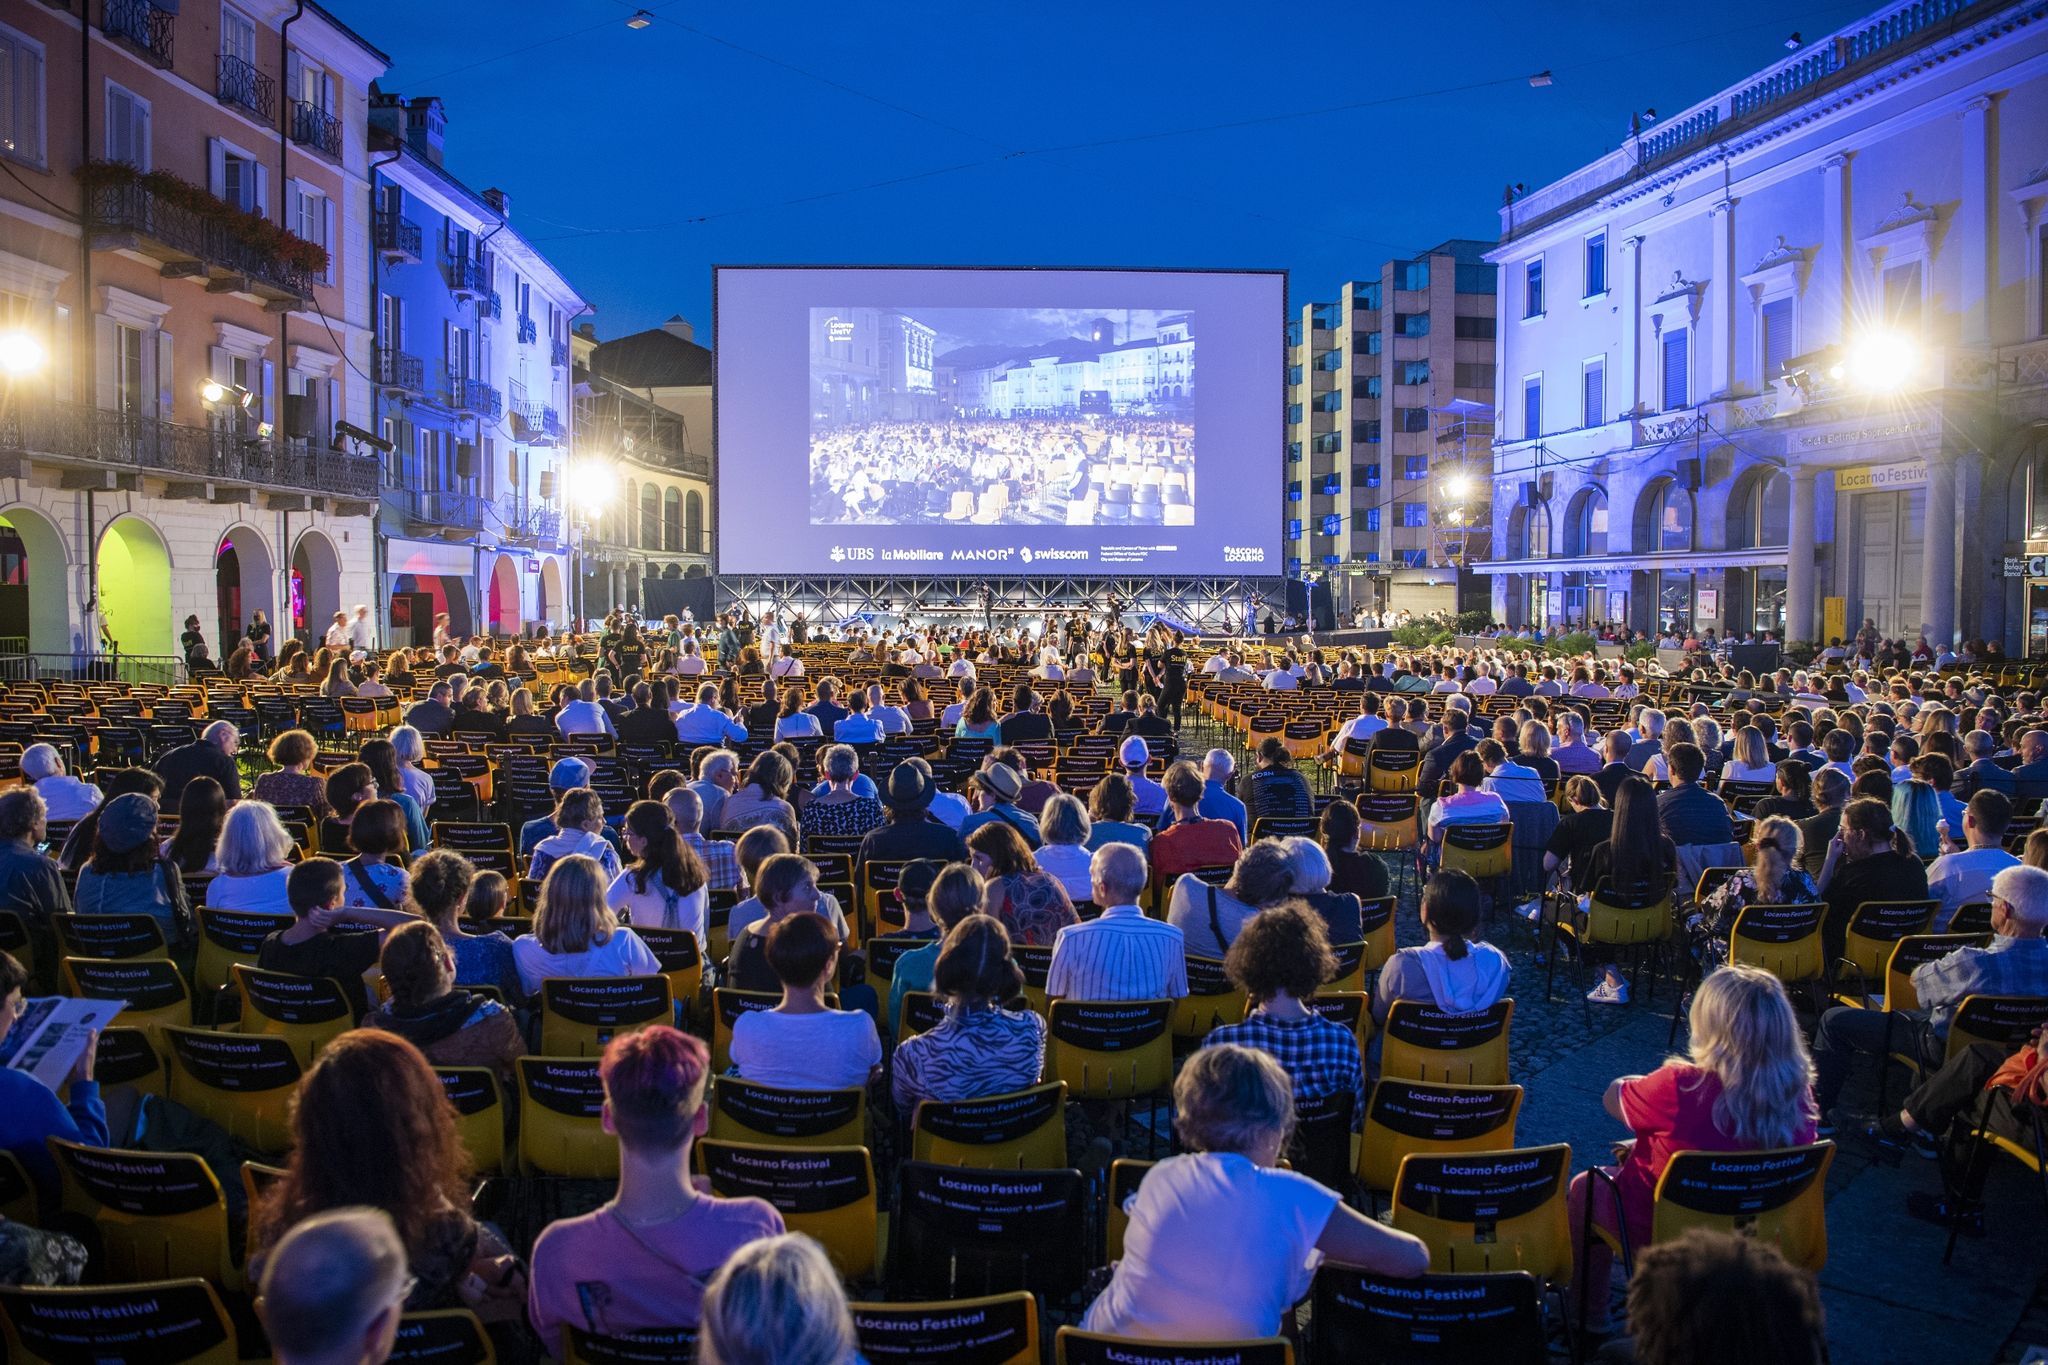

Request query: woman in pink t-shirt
[{"left": 1568, "top": 965, "right": 1818, "bottom": 1332}]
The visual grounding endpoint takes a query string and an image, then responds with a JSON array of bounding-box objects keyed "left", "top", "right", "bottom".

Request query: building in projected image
[
  {"left": 940, "top": 313, "right": 1195, "bottom": 418},
  {"left": 810, "top": 309, "right": 941, "bottom": 423}
]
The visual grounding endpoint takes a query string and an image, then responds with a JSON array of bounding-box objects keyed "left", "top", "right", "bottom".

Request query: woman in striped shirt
[{"left": 891, "top": 915, "right": 1046, "bottom": 1118}]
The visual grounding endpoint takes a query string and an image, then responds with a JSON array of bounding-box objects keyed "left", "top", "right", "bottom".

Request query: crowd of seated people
[{"left": 5, "top": 619, "right": 2048, "bottom": 1364}]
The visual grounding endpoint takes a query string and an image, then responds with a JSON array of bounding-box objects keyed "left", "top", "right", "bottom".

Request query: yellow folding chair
[
  {"left": 231, "top": 964, "right": 354, "bottom": 1064},
  {"left": 707, "top": 1077, "right": 867, "bottom": 1149},
  {"left": 193, "top": 908, "right": 292, "bottom": 996},
  {"left": 1832, "top": 898, "right": 1937, "bottom": 995},
  {"left": 911, "top": 1082, "right": 1067, "bottom": 1170},
  {"left": 47, "top": 1139, "right": 239, "bottom": 1291},
  {"left": 163, "top": 1026, "right": 302, "bottom": 1156},
  {"left": 1368, "top": 748, "right": 1421, "bottom": 793},
  {"left": 711, "top": 988, "right": 779, "bottom": 1073},
  {"left": 1727, "top": 902, "right": 1828, "bottom": 988},
  {"left": 632, "top": 927, "right": 704, "bottom": 1021},
  {"left": 1358, "top": 1079, "right": 1524, "bottom": 1204},
  {"left": 1647, "top": 1141, "right": 1834, "bottom": 1271},
  {"left": 1172, "top": 955, "right": 1247, "bottom": 1044},
  {"left": 94, "top": 1025, "right": 166, "bottom": 1097},
  {"left": 850, "top": 1293, "right": 1039, "bottom": 1365},
  {"left": 389, "top": 1310, "right": 496, "bottom": 1365},
  {"left": 515, "top": 1056, "right": 616, "bottom": 1178},
  {"left": 51, "top": 911, "right": 167, "bottom": 962},
  {"left": 1357, "top": 894, "right": 1398, "bottom": 972},
  {"left": 1044, "top": 999, "right": 1173, "bottom": 1102},
  {"left": 0, "top": 1280, "right": 239, "bottom": 1365},
  {"left": 538, "top": 975, "right": 674, "bottom": 1057},
  {"left": 698, "top": 1140, "right": 878, "bottom": 1281},
  {"left": 1390, "top": 1143, "right": 1574, "bottom": 1283},
  {"left": 61, "top": 956, "right": 190, "bottom": 1049},
  {"left": 1379, "top": 999, "right": 1514, "bottom": 1085},
  {"left": 436, "top": 1066, "right": 510, "bottom": 1177}
]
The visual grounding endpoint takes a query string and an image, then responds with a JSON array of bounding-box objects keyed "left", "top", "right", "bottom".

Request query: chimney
[
  {"left": 482, "top": 187, "right": 510, "bottom": 219},
  {"left": 660, "top": 315, "right": 695, "bottom": 342},
  {"left": 368, "top": 88, "right": 406, "bottom": 144},
  {"left": 404, "top": 95, "right": 447, "bottom": 166},
  {"left": 576, "top": 321, "right": 598, "bottom": 340}
]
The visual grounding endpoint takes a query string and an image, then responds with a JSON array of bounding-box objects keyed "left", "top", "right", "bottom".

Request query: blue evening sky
[{"left": 326, "top": 0, "right": 1881, "bottom": 341}]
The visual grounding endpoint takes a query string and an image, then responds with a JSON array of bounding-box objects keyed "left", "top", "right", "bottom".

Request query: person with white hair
[
  {"left": 1046, "top": 842, "right": 1188, "bottom": 1002},
  {"left": 1033, "top": 794, "right": 1095, "bottom": 901},
  {"left": 698, "top": 1233, "right": 859, "bottom": 1365},
  {"left": 1032, "top": 648, "right": 1065, "bottom": 682},
  {"left": 257, "top": 1207, "right": 411, "bottom": 1365},
  {"left": 1199, "top": 750, "right": 1248, "bottom": 841},
  {"left": 387, "top": 726, "right": 436, "bottom": 812},
  {"left": 1811, "top": 862, "right": 2048, "bottom": 1127},
  {"left": 205, "top": 801, "right": 298, "bottom": 912},
  {"left": 19, "top": 744, "right": 101, "bottom": 821},
  {"left": 155, "top": 719, "right": 243, "bottom": 803}
]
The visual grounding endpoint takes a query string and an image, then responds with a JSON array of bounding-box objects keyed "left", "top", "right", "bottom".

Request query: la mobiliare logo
[{"left": 828, "top": 543, "right": 1088, "bottom": 566}]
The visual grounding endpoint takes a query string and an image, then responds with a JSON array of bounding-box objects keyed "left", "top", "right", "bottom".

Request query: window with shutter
[
  {"left": 1661, "top": 329, "right": 1689, "bottom": 411},
  {"left": 1760, "top": 297, "right": 1794, "bottom": 381},
  {"left": 106, "top": 83, "right": 150, "bottom": 169},
  {"left": 1522, "top": 376, "right": 1542, "bottom": 439},
  {"left": 0, "top": 25, "right": 46, "bottom": 168},
  {"left": 1581, "top": 359, "right": 1604, "bottom": 428}
]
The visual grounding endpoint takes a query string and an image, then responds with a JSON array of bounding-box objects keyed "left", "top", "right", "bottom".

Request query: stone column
[
  {"left": 1921, "top": 452, "right": 1958, "bottom": 647},
  {"left": 1787, "top": 466, "right": 1818, "bottom": 643},
  {"left": 1819, "top": 155, "right": 1853, "bottom": 345},
  {"left": 1959, "top": 95, "right": 1996, "bottom": 345},
  {"left": 1708, "top": 198, "right": 1739, "bottom": 396}
]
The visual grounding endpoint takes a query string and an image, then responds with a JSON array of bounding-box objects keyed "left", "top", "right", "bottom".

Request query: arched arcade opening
[
  {"left": 97, "top": 516, "right": 172, "bottom": 658},
  {"left": 290, "top": 531, "right": 342, "bottom": 647},
  {"left": 215, "top": 524, "right": 275, "bottom": 657},
  {"left": 0, "top": 506, "right": 71, "bottom": 656}
]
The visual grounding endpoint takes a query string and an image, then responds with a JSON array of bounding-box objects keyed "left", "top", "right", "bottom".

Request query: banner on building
[
  {"left": 1833, "top": 462, "right": 1927, "bottom": 494},
  {"left": 2003, "top": 556, "right": 2048, "bottom": 580}
]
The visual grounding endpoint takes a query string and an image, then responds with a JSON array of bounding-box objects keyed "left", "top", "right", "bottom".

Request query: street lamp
[
  {"left": 0, "top": 330, "right": 46, "bottom": 379},
  {"left": 1833, "top": 327, "right": 1921, "bottom": 394}
]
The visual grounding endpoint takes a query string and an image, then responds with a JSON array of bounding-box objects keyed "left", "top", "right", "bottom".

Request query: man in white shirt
[
  {"left": 940, "top": 678, "right": 975, "bottom": 728},
  {"left": 689, "top": 750, "right": 741, "bottom": 833},
  {"left": 868, "top": 684, "right": 911, "bottom": 735},
  {"left": 1046, "top": 844, "right": 1189, "bottom": 1002},
  {"left": 1201, "top": 648, "right": 1231, "bottom": 674},
  {"left": 674, "top": 641, "right": 709, "bottom": 676},
  {"left": 1478, "top": 740, "right": 1546, "bottom": 805},
  {"left": 1326, "top": 694, "right": 1388, "bottom": 759},
  {"left": 947, "top": 652, "right": 977, "bottom": 680},
  {"left": 21, "top": 743, "right": 102, "bottom": 822},
  {"left": 555, "top": 682, "right": 617, "bottom": 738},
  {"left": 1926, "top": 790, "right": 2021, "bottom": 926},
  {"left": 1261, "top": 658, "right": 1298, "bottom": 690},
  {"left": 348, "top": 604, "right": 375, "bottom": 651},
  {"left": 1465, "top": 664, "right": 1498, "bottom": 696}
]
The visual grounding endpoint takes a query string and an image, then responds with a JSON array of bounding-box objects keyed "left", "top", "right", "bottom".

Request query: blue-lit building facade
[
  {"left": 368, "top": 92, "right": 584, "bottom": 642},
  {"left": 1481, "top": 0, "right": 2048, "bottom": 651}
]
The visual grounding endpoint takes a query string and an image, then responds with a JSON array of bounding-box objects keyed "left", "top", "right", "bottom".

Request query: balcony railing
[
  {"left": 447, "top": 257, "right": 490, "bottom": 298},
  {"left": 510, "top": 401, "right": 563, "bottom": 444},
  {"left": 373, "top": 211, "right": 421, "bottom": 263},
  {"left": 391, "top": 487, "right": 486, "bottom": 530},
  {"left": 102, "top": 0, "right": 174, "bottom": 68},
  {"left": 481, "top": 291, "right": 501, "bottom": 320},
  {"left": 448, "top": 375, "right": 502, "bottom": 420},
  {"left": 290, "top": 100, "right": 343, "bottom": 159},
  {"left": 0, "top": 399, "right": 378, "bottom": 498},
  {"left": 498, "top": 498, "right": 564, "bottom": 545},
  {"left": 373, "top": 347, "right": 425, "bottom": 394},
  {"left": 517, "top": 315, "right": 538, "bottom": 345},
  {"left": 217, "top": 53, "right": 273, "bottom": 120},
  {"left": 88, "top": 180, "right": 311, "bottom": 302}
]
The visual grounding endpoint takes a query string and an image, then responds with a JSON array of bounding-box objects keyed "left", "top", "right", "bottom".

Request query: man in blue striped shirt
[{"left": 1046, "top": 844, "right": 1189, "bottom": 1003}]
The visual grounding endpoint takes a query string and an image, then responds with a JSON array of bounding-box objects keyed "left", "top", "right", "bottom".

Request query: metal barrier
[{"left": 0, "top": 653, "right": 185, "bottom": 686}]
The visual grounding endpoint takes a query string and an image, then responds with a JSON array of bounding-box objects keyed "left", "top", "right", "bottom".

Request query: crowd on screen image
[{"left": 809, "top": 416, "right": 1194, "bottom": 526}]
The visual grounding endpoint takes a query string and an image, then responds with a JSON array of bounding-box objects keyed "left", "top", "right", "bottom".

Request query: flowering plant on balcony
[{"left": 74, "top": 160, "right": 330, "bottom": 278}]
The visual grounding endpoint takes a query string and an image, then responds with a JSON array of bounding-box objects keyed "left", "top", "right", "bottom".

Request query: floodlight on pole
[
  {"left": 0, "top": 330, "right": 46, "bottom": 378},
  {"left": 1837, "top": 328, "right": 1921, "bottom": 394}
]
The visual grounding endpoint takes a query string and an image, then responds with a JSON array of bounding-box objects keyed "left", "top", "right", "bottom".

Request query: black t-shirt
[
  {"left": 1823, "top": 850, "right": 1928, "bottom": 958},
  {"left": 1546, "top": 809, "right": 1616, "bottom": 892},
  {"left": 259, "top": 928, "right": 383, "bottom": 1019},
  {"left": 1753, "top": 796, "right": 1816, "bottom": 823},
  {"left": 1583, "top": 836, "right": 1675, "bottom": 897},
  {"left": 999, "top": 712, "right": 1055, "bottom": 745},
  {"left": 1328, "top": 848, "right": 1390, "bottom": 902}
]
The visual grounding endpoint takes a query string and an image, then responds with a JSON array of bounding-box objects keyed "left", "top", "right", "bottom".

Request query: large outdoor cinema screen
[{"left": 714, "top": 266, "right": 1282, "bottom": 577}]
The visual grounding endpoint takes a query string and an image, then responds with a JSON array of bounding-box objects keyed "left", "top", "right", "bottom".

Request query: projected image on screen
[{"left": 808, "top": 307, "right": 1195, "bottom": 528}]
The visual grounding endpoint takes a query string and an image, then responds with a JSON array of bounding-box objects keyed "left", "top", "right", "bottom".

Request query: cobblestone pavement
[{"left": 1176, "top": 713, "right": 2048, "bottom": 1363}]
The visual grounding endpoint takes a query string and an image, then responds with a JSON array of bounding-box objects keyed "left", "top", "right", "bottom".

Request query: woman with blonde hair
[
  {"left": 388, "top": 725, "right": 436, "bottom": 812},
  {"left": 1568, "top": 964, "right": 1818, "bottom": 1332},
  {"left": 1725, "top": 725, "right": 1776, "bottom": 784},
  {"left": 511, "top": 853, "right": 662, "bottom": 994},
  {"left": 698, "top": 1234, "right": 859, "bottom": 1365},
  {"left": 1691, "top": 816, "right": 1815, "bottom": 969}
]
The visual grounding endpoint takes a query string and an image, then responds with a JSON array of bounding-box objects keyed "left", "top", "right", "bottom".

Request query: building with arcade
[
  {"left": 1478, "top": 0, "right": 2048, "bottom": 652},
  {"left": 367, "top": 92, "right": 582, "bottom": 646},
  {"left": 0, "top": 0, "right": 386, "bottom": 671}
]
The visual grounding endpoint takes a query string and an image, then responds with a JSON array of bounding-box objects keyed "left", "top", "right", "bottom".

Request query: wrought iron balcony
[
  {"left": 102, "top": 0, "right": 174, "bottom": 68},
  {"left": 373, "top": 210, "right": 421, "bottom": 263},
  {"left": 481, "top": 291, "right": 501, "bottom": 320},
  {"left": 551, "top": 338, "right": 570, "bottom": 369},
  {"left": 517, "top": 315, "right": 538, "bottom": 345},
  {"left": 446, "top": 257, "right": 490, "bottom": 299},
  {"left": 87, "top": 179, "right": 311, "bottom": 303},
  {"left": 373, "top": 347, "right": 425, "bottom": 395},
  {"left": 0, "top": 398, "right": 377, "bottom": 498},
  {"left": 498, "top": 498, "right": 565, "bottom": 545},
  {"left": 391, "top": 487, "right": 486, "bottom": 531},
  {"left": 448, "top": 375, "right": 502, "bottom": 420},
  {"left": 217, "top": 54, "right": 273, "bottom": 120},
  {"left": 510, "top": 401, "right": 563, "bottom": 445},
  {"left": 290, "top": 100, "right": 343, "bottom": 159}
]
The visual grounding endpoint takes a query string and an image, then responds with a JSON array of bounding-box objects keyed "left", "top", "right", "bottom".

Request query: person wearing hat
[
  {"left": 180, "top": 614, "right": 212, "bottom": 672},
  {"left": 959, "top": 761, "right": 1042, "bottom": 850},
  {"left": 859, "top": 762, "right": 970, "bottom": 865},
  {"left": 1120, "top": 735, "right": 1167, "bottom": 819},
  {"left": 518, "top": 755, "right": 598, "bottom": 857},
  {"left": 75, "top": 792, "right": 193, "bottom": 959}
]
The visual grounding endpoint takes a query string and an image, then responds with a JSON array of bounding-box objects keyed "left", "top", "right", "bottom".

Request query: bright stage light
[
  {"left": 566, "top": 462, "right": 616, "bottom": 510},
  {"left": 1443, "top": 474, "right": 1474, "bottom": 500},
  {"left": 1843, "top": 329, "right": 1920, "bottom": 394},
  {"left": 0, "top": 330, "right": 47, "bottom": 378},
  {"left": 200, "top": 379, "right": 228, "bottom": 404}
]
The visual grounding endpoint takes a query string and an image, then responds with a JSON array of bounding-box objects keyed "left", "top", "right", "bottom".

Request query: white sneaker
[
  {"left": 1585, "top": 977, "right": 1630, "bottom": 1005},
  {"left": 1516, "top": 899, "right": 1543, "bottom": 922}
]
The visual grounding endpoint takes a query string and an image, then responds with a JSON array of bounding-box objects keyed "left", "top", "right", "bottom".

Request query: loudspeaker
[
  {"left": 281, "top": 394, "right": 315, "bottom": 439},
  {"left": 1519, "top": 481, "right": 1537, "bottom": 507},
  {"left": 538, "top": 469, "right": 556, "bottom": 500},
  {"left": 1676, "top": 457, "right": 1701, "bottom": 491},
  {"left": 455, "top": 442, "right": 476, "bottom": 479}
]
